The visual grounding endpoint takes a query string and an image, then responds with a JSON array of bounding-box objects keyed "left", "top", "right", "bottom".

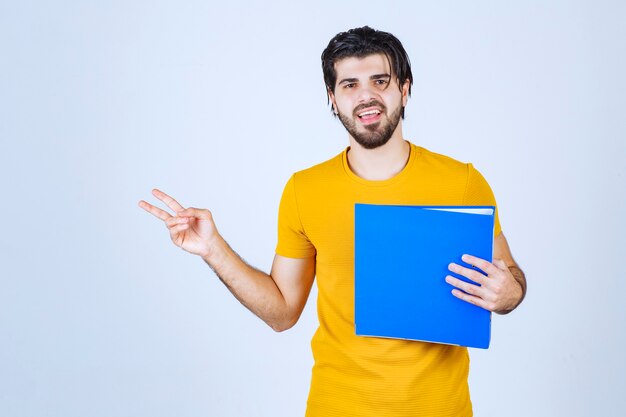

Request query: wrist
[{"left": 201, "top": 234, "right": 229, "bottom": 270}]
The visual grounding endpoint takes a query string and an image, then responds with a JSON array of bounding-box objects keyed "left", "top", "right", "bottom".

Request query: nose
[{"left": 356, "top": 84, "right": 377, "bottom": 104}]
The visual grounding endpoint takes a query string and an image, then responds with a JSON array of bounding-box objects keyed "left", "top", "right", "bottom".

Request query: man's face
[{"left": 329, "top": 53, "right": 409, "bottom": 149}]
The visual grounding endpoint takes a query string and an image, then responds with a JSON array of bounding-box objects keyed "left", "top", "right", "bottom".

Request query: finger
[
  {"left": 165, "top": 216, "right": 189, "bottom": 228},
  {"left": 138, "top": 200, "right": 172, "bottom": 221},
  {"left": 152, "top": 189, "right": 185, "bottom": 213},
  {"left": 169, "top": 223, "right": 190, "bottom": 235},
  {"left": 461, "top": 254, "right": 498, "bottom": 275},
  {"left": 177, "top": 207, "right": 213, "bottom": 220},
  {"left": 448, "top": 263, "right": 487, "bottom": 285},
  {"left": 445, "top": 275, "right": 485, "bottom": 297},
  {"left": 450, "top": 289, "right": 490, "bottom": 311}
]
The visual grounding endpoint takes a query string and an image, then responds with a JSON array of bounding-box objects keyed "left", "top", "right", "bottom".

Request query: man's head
[{"left": 321, "top": 26, "right": 413, "bottom": 149}]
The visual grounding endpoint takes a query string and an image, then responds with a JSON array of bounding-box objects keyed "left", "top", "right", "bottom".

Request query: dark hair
[{"left": 321, "top": 26, "right": 413, "bottom": 117}]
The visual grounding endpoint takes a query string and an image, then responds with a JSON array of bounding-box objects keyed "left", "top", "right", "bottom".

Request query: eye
[
  {"left": 374, "top": 79, "right": 388, "bottom": 86},
  {"left": 344, "top": 83, "right": 357, "bottom": 89}
]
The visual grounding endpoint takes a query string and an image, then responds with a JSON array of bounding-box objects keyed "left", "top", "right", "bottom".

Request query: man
[{"left": 139, "top": 26, "right": 526, "bottom": 417}]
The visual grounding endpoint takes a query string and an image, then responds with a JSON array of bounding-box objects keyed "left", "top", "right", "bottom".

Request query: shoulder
[
  {"left": 279, "top": 150, "right": 345, "bottom": 202},
  {"left": 414, "top": 145, "right": 469, "bottom": 171},
  {"left": 291, "top": 150, "right": 345, "bottom": 187},
  {"left": 411, "top": 144, "right": 476, "bottom": 181}
]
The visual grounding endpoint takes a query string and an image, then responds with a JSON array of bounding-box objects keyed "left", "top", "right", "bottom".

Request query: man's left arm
[{"left": 445, "top": 232, "right": 526, "bottom": 314}]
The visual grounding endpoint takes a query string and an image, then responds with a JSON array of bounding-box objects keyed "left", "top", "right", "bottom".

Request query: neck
[{"left": 346, "top": 128, "right": 410, "bottom": 181}]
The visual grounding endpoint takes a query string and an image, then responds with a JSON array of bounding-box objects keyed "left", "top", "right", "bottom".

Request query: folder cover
[{"left": 354, "top": 204, "right": 495, "bottom": 349}]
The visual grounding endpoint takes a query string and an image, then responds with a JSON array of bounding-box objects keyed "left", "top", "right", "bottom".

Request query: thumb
[
  {"left": 492, "top": 258, "right": 508, "bottom": 270},
  {"left": 177, "top": 207, "right": 213, "bottom": 220}
]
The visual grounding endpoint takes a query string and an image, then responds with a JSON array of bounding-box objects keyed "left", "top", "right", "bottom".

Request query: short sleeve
[
  {"left": 275, "top": 174, "right": 316, "bottom": 258},
  {"left": 463, "top": 164, "right": 502, "bottom": 237}
]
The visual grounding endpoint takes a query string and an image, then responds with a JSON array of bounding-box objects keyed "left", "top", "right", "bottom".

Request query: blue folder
[{"left": 354, "top": 204, "right": 495, "bottom": 349}]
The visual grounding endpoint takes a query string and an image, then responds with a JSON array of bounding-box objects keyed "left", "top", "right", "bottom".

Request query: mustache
[{"left": 353, "top": 100, "right": 386, "bottom": 116}]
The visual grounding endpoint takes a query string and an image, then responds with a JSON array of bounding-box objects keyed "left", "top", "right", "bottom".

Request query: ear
[
  {"left": 401, "top": 79, "right": 410, "bottom": 107},
  {"left": 327, "top": 87, "right": 338, "bottom": 114}
]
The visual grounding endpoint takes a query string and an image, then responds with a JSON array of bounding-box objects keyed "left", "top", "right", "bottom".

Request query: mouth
[{"left": 356, "top": 107, "right": 383, "bottom": 125}]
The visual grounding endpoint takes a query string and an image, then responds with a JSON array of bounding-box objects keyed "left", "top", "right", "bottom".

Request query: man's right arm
[
  {"left": 205, "top": 238, "right": 315, "bottom": 332},
  {"left": 139, "top": 189, "right": 316, "bottom": 332}
]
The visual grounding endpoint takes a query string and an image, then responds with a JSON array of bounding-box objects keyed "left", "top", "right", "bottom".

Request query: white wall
[{"left": 1, "top": 1, "right": 624, "bottom": 416}]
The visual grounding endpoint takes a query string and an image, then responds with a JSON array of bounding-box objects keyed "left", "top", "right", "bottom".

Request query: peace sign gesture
[{"left": 138, "top": 189, "right": 219, "bottom": 258}]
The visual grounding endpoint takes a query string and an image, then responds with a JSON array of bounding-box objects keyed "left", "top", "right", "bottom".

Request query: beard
[{"left": 337, "top": 100, "right": 403, "bottom": 150}]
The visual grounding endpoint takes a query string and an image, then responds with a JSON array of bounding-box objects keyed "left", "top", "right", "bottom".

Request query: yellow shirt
[{"left": 276, "top": 143, "right": 501, "bottom": 417}]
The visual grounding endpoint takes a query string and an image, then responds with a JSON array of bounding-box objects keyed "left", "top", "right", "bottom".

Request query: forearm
[
  {"left": 496, "top": 263, "right": 526, "bottom": 314},
  {"left": 202, "top": 235, "right": 293, "bottom": 331},
  {"left": 509, "top": 264, "right": 527, "bottom": 306}
]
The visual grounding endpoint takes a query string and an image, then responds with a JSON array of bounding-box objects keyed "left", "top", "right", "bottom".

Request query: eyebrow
[{"left": 338, "top": 73, "right": 391, "bottom": 85}]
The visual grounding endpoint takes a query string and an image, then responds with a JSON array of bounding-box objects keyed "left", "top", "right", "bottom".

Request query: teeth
[{"left": 359, "top": 110, "right": 380, "bottom": 117}]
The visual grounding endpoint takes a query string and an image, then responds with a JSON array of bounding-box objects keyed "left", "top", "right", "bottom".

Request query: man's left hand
[{"left": 446, "top": 254, "right": 523, "bottom": 314}]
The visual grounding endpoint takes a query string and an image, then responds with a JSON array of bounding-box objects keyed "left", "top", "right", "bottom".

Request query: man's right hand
[{"left": 138, "top": 188, "right": 219, "bottom": 259}]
